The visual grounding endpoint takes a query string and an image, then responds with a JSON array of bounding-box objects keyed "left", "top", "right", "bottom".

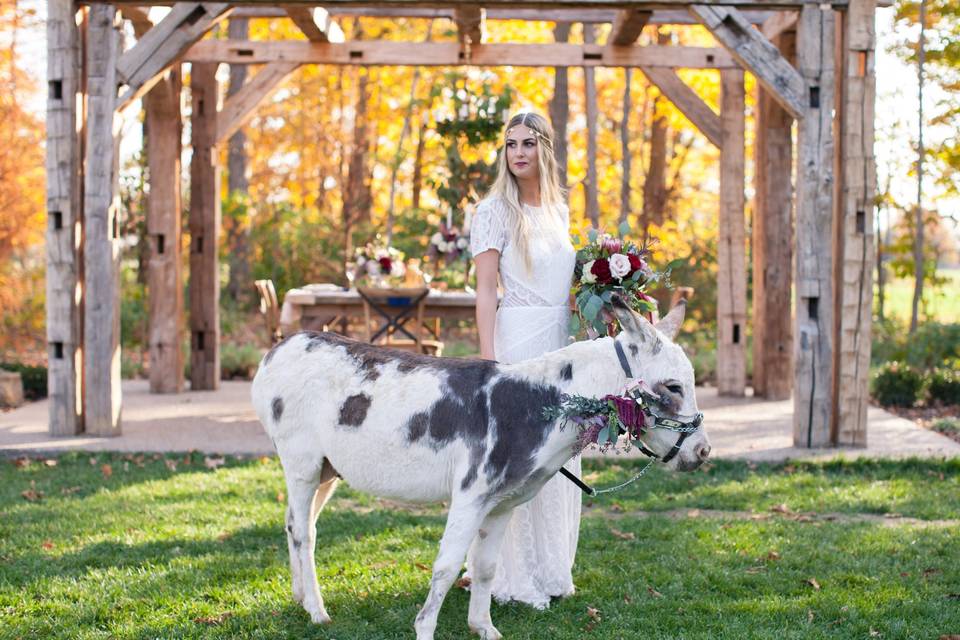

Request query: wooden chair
[
  {"left": 255, "top": 279, "right": 283, "bottom": 345},
  {"left": 357, "top": 286, "right": 443, "bottom": 356}
]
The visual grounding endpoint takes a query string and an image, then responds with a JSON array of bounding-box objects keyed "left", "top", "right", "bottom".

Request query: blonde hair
[{"left": 485, "top": 111, "right": 567, "bottom": 272}]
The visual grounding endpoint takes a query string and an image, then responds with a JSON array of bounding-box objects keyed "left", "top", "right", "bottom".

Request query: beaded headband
[{"left": 505, "top": 113, "right": 552, "bottom": 150}]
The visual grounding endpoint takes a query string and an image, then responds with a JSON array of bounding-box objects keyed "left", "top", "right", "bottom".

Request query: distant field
[{"left": 877, "top": 268, "right": 959, "bottom": 324}]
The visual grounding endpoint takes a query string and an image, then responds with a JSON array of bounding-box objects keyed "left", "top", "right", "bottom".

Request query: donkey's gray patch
[
  {"left": 651, "top": 338, "right": 663, "bottom": 356},
  {"left": 339, "top": 393, "right": 372, "bottom": 427},
  {"left": 560, "top": 362, "right": 573, "bottom": 381},
  {"left": 263, "top": 333, "right": 297, "bottom": 366},
  {"left": 271, "top": 396, "right": 284, "bottom": 423},
  {"left": 628, "top": 343, "right": 639, "bottom": 357}
]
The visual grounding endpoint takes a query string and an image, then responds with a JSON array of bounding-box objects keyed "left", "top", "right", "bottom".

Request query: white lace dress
[{"left": 467, "top": 196, "right": 582, "bottom": 609}]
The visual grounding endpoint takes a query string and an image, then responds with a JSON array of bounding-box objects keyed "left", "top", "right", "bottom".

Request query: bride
[{"left": 467, "top": 111, "right": 581, "bottom": 608}]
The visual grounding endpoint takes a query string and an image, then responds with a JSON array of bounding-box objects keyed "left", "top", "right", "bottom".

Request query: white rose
[
  {"left": 391, "top": 261, "right": 406, "bottom": 277},
  {"left": 581, "top": 260, "right": 597, "bottom": 284},
  {"left": 430, "top": 232, "right": 444, "bottom": 245},
  {"left": 609, "top": 253, "right": 631, "bottom": 279},
  {"left": 456, "top": 237, "right": 468, "bottom": 249}
]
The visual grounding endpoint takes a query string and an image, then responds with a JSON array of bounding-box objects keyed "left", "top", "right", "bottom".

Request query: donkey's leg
[
  {"left": 414, "top": 499, "right": 487, "bottom": 640},
  {"left": 285, "top": 463, "right": 338, "bottom": 624},
  {"left": 466, "top": 509, "right": 512, "bottom": 640}
]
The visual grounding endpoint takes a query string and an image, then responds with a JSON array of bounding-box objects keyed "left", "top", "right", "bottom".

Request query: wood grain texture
[
  {"left": 639, "top": 66, "right": 722, "bottom": 147},
  {"left": 145, "top": 70, "right": 185, "bottom": 394},
  {"left": 609, "top": 9, "right": 651, "bottom": 45},
  {"left": 46, "top": 0, "right": 83, "bottom": 435},
  {"left": 82, "top": 5, "right": 123, "bottom": 436},
  {"left": 284, "top": 6, "right": 343, "bottom": 42},
  {"left": 103, "top": 0, "right": 847, "bottom": 8},
  {"left": 832, "top": 0, "right": 875, "bottom": 447},
  {"left": 189, "top": 62, "right": 221, "bottom": 391},
  {"left": 185, "top": 40, "right": 738, "bottom": 69},
  {"left": 752, "top": 28, "right": 795, "bottom": 400},
  {"left": 793, "top": 5, "right": 836, "bottom": 447},
  {"left": 690, "top": 4, "right": 805, "bottom": 118},
  {"left": 717, "top": 68, "right": 747, "bottom": 397},
  {"left": 216, "top": 62, "right": 300, "bottom": 144},
  {"left": 454, "top": 6, "right": 483, "bottom": 44}
]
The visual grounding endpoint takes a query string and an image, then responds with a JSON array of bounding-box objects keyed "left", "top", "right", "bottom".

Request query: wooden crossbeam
[
  {"left": 284, "top": 6, "right": 344, "bottom": 42},
  {"left": 186, "top": 40, "right": 737, "bottom": 69},
  {"left": 100, "top": 1, "right": 849, "bottom": 9},
  {"left": 216, "top": 62, "right": 300, "bottom": 144},
  {"left": 119, "top": 6, "right": 153, "bottom": 37},
  {"left": 609, "top": 9, "right": 652, "bottom": 45},
  {"left": 454, "top": 6, "right": 484, "bottom": 44},
  {"left": 761, "top": 10, "right": 798, "bottom": 39},
  {"left": 116, "top": 2, "right": 232, "bottom": 112},
  {"left": 639, "top": 67, "right": 722, "bottom": 147},
  {"left": 690, "top": 4, "right": 805, "bottom": 118}
]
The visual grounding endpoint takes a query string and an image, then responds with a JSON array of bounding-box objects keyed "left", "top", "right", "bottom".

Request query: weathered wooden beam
[
  {"left": 717, "top": 68, "right": 747, "bottom": 396},
  {"left": 832, "top": 0, "right": 875, "bottom": 447},
  {"left": 145, "top": 69, "right": 185, "bottom": 394},
  {"left": 793, "top": 4, "right": 836, "bottom": 447},
  {"left": 638, "top": 67, "right": 722, "bottom": 147},
  {"left": 95, "top": 1, "right": 850, "bottom": 9},
  {"left": 216, "top": 61, "right": 300, "bottom": 144},
  {"left": 304, "top": 7, "right": 782, "bottom": 24},
  {"left": 46, "top": 0, "right": 83, "bottom": 436},
  {"left": 690, "top": 4, "right": 806, "bottom": 118},
  {"left": 83, "top": 5, "right": 123, "bottom": 436},
  {"left": 119, "top": 6, "right": 153, "bottom": 37},
  {"left": 284, "top": 6, "right": 344, "bottom": 42},
  {"left": 454, "top": 6, "right": 484, "bottom": 44},
  {"left": 185, "top": 40, "right": 737, "bottom": 69},
  {"left": 761, "top": 10, "right": 798, "bottom": 40},
  {"left": 752, "top": 28, "right": 795, "bottom": 400},
  {"left": 609, "top": 9, "right": 651, "bottom": 45},
  {"left": 189, "top": 62, "right": 221, "bottom": 391},
  {"left": 116, "top": 2, "right": 232, "bottom": 111}
]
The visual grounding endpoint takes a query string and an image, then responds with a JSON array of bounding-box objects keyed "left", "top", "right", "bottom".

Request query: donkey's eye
[{"left": 666, "top": 384, "right": 683, "bottom": 396}]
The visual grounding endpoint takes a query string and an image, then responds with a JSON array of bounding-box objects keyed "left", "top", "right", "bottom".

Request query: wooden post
[
  {"left": 46, "top": 0, "right": 82, "bottom": 435},
  {"left": 82, "top": 4, "right": 122, "bottom": 436},
  {"left": 189, "top": 62, "right": 221, "bottom": 390},
  {"left": 717, "top": 68, "right": 746, "bottom": 396},
  {"left": 145, "top": 70, "right": 184, "bottom": 393},
  {"left": 793, "top": 5, "right": 836, "bottom": 447},
  {"left": 832, "top": 0, "right": 875, "bottom": 446},
  {"left": 752, "top": 27, "right": 795, "bottom": 399}
]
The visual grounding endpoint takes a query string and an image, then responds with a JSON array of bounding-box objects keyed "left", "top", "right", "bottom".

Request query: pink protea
[{"left": 601, "top": 236, "right": 623, "bottom": 255}]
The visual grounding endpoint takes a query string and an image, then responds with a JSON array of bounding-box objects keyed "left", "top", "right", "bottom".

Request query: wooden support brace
[
  {"left": 186, "top": 40, "right": 737, "bottom": 70},
  {"left": 284, "top": 6, "right": 344, "bottom": 42},
  {"left": 609, "top": 9, "right": 652, "bottom": 45},
  {"left": 761, "top": 10, "right": 798, "bottom": 40},
  {"left": 46, "top": 0, "right": 83, "bottom": 435},
  {"left": 116, "top": 2, "right": 232, "bottom": 111},
  {"left": 793, "top": 4, "right": 836, "bottom": 447},
  {"left": 216, "top": 62, "right": 300, "bottom": 144},
  {"left": 454, "top": 6, "right": 484, "bottom": 45},
  {"left": 717, "top": 68, "right": 747, "bottom": 396},
  {"left": 690, "top": 4, "right": 806, "bottom": 118},
  {"left": 119, "top": 6, "right": 153, "bottom": 38},
  {"left": 83, "top": 5, "right": 123, "bottom": 436},
  {"left": 639, "top": 67, "right": 722, "bottom": 148}
]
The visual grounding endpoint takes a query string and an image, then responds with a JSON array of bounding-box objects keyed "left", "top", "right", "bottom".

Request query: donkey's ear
[
  {"left": 611, "top": 294, "right": 657, "bottom": 343},
  {"left": 654, "top": 300, "right": 686, "bottom": 340}
]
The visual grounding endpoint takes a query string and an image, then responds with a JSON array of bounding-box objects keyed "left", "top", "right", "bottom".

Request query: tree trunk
[
  {"left": 412, "top": 119, "right": 426, "bottom": 210},
  {"left": 225, "top": 17, "right": 250, "bottom": 303},
  {"left": 549, "top": 22, "right": 571, "bottom": 189},
  {"left": 620, "top": 67, "right": 632, "bottom": 225},
  {"left": 342, "top": 21, "right": 372, "bottom": 263},
  {"left": 583, "top": 23, "right": 599, "bottom": 227},
  {"left": 643, "top": 29, "right": 671, "bottom": 231}
]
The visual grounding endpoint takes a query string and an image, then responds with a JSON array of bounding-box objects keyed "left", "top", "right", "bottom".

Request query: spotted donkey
[{"left": 251, "top": 296, "right": 711, "bottom": 640}]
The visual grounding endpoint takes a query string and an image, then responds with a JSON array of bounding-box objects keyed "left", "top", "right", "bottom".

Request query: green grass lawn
[
  {"left": 1, "top": 453, "right": 958, "bottom": 640},
  {"left": 878, "top": 268, "right": 960, "bottom": 325}
]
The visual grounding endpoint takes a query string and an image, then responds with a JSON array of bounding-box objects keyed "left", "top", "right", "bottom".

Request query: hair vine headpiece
[{"left": 505, "top": 113, "right": 552, "bottom": 150}]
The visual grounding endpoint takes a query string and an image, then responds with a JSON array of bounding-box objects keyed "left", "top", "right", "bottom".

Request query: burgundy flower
[
  {"left": 627, "top": 253, "right": 645, "bottom": 273},
  {"left": 378, "top": 257, "right": 392, "bottom": 272},
  {"left": 590, "top": 258, "right": 613, "bottom": 284}
]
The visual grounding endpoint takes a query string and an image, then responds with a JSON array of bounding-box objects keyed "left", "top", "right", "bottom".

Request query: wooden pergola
[{"left": 45, "top": 0, "right": 876, "bottom": 449}]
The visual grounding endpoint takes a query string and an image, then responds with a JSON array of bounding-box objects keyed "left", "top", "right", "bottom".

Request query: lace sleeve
[{"left": 470, "top": 199, "right": 507, "bottom": 256}]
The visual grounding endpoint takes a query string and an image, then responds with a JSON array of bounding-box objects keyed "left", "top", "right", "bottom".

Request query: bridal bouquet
[
  {"left": 428, "top": 222, "right": 469, "bottom": 265},
  {"left": 351, "top": 242, "right": 406, "bottom": 285},
  {"left": 571, "top": 223, "right": 664, "bottom": 337}
]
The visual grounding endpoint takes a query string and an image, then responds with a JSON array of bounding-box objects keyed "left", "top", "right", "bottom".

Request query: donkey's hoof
[
  {"left": 307, "top": 607, "right": 332, "bottom": 625},
  {"left": 469, "top": 623, "right": 503, "bottom": 640}
]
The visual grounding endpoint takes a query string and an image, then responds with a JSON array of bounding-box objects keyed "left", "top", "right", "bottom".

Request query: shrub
[
  {"left": 905, "top": 322, "right": 960, "bottom": 370},
  {"left": 870, "top": 362, "right": 923, "bottom": 407},
  {"left": 927, "top": 368, "right": 960, "bottom": 406},
  {"left": 0, "top": 363, "right": 47, "bottom": 400},
  {"left": 931, "top": 417, "right": 960, "bottom": 436},
  {"left": 221, "top": 343, "right": 264, "bottom": 380}
]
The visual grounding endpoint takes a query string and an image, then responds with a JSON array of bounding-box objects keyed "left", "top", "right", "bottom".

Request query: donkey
[{"left": 251, "top": 296, "right": 710, "bottom": 640}]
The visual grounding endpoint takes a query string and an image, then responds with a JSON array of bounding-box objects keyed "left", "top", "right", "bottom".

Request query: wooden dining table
[{"left": 279, "top": 284, "right": 479, "bottom": 337}]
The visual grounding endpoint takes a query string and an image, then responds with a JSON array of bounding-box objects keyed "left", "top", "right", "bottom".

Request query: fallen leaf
[
  {"left": 767, "top": 551, "right": 781, "bottom": 561},
  {"left": 610, "top": 528, "right": 635, "bottom": 540},
  {"left": 900, "top": 572, "right": 911, "bottom": 577},
  {"left": 647, "top": 586, "right": 662, "bottom": 598},
  {"left": 609, "top": 504, "right": 624, "bottom": 513},
  {"left": 204, "top": 456, "right": 226, "bottom": 470},
  {"left": 745, "top": 565, "right": 767, "bottom": 574},
  {"left": 415, "top": 562, "right": 431, "bottom": 572},
  {"left": 771, "top": 503, "right": 792, "bottom": 514},
  {"left": 43, "top": 459, "right": 57, "bottom": 467},
  {"left": 806, "top": 578, "right": 821, "bottom": 591},
  {"left": 923, "top": 568, "right": 942, "bottom": 579},
  {"left": 783, "top": 464, "right": 796, "bottom": 474},
  {"left": 455, "top": 576, "right": 472, "bottom": 589},
  {"left": 88, "top": 457, "right": 97, "bottom": 466},
  {"left": 807, "top": 609, "right": 815, "bottom": 623},
  {"left": 939, "top": 635, "right": 960, "bottom": 640},
  {"left": 869, "top": 629, "right": 882, "bottom": 637},
  {"left": 687, "top": 509, "right": 701, "bottom": 518},
  {"left": 623, "top": 594, "right": 632, "bottom": 604},
  {"left": 41, "top": 540, "right": 54, "bottom": 550},
  {"left": 21, "top": 488, "right": 43, "bottom": 502},
  {"left": 13, "top": 457, "right": 30, "bottom": 468},
  {"left": 60, "top": 486, "right": 81, "bottom": 495},
  {"left": 217, "top": 532, "right": 232, "bottom": 542},
  {"left": 276, "top": 492, "right": 285, "bottom": 503},
  {"left": 100, "top": 464, "right": 112, "bottom": 479},
  {"left": 259, "top": 456, "right": 271, "bottom": 465},
  {"left": 164, "top": 459, "right": 177, "bottom": 472},
  {"left": 586, "top": 606, "right": 601, "bottom": 621},
  {"left": 193, "top": 612, "right": 232, "bottom": 625}
]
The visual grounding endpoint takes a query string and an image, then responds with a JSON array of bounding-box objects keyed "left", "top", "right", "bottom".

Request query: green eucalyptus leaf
[
  {"left": 587, "top": 228, "right": 599, "bottom": 243},
  {"left": 569, "top": 314, "right": 581, "bottom": 334},
  {"left": 596, "top": 426, "right": 610, "bottom": 444},
  {"left": 618, "top": 220, "right": 631, "bottom": 238}
]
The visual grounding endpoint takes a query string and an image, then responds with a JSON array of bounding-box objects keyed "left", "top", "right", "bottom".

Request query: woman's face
[{"left": 505, "top": 125, "right": 540, "bottom": 181}]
